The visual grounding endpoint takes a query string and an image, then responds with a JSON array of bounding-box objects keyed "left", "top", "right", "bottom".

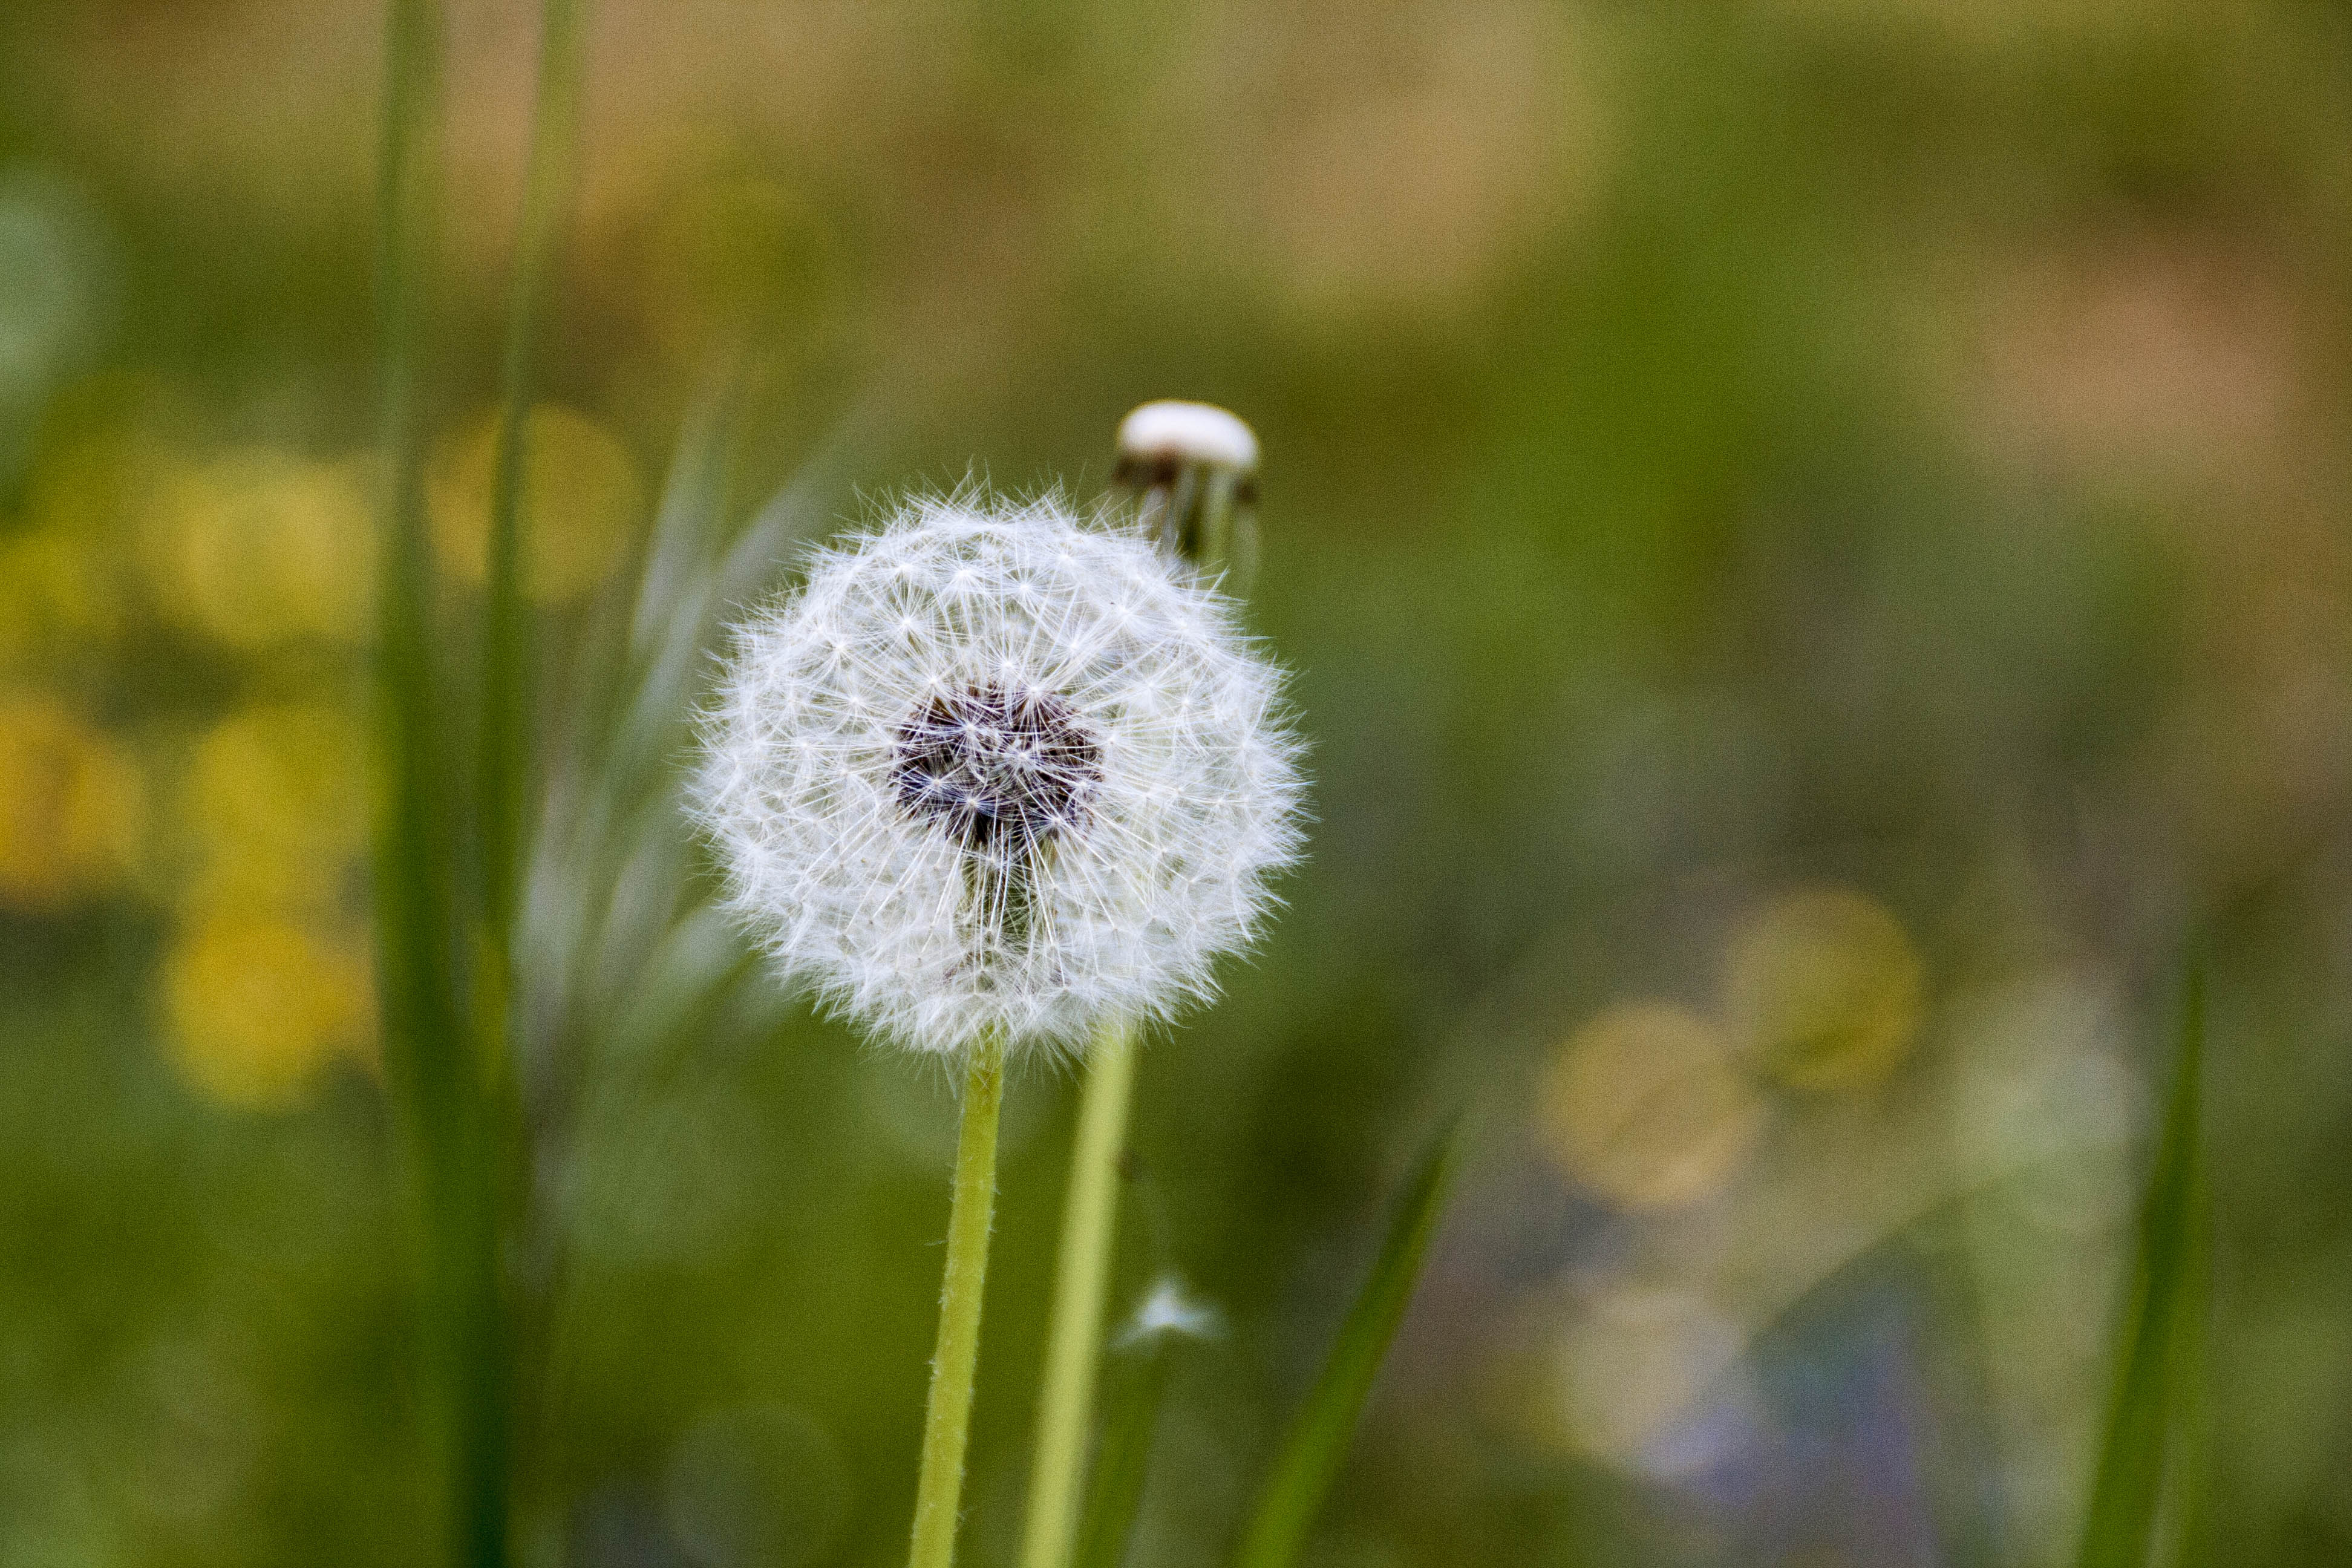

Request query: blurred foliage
[{"left": 2, "top": 1, "right": 2351, "bottom": 1566}]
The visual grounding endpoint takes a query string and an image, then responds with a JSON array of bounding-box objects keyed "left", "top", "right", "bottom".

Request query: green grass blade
[
  {"left": 1232, "top": 1121, "right": 1462, "bottom": 1568},
  {"left": 1071, "top": 1319, "right": 1180, "bottom": 1568},
  {"left": 469, "top": 5, "right": 592, "bottom": 1524},
  {"left": 373, "top": 0, "right": 452, "bottom": 1039},
  {"left": 373, "top": 4, "right": 513, "bottom": 1564},
  {"left": 477, "top": 0, "right": 589, "bottom": 947},
  {"left": 373, "top": 0, "right": 457, "bottom": 1258},
  {"left": 2077, "top": 970, "right": 2207, "bottom": 1568}
]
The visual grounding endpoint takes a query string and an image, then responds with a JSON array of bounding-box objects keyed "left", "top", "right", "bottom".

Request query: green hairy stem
[{"left": 908, "top": 1033, "right": 1010, "bottom": 1568}]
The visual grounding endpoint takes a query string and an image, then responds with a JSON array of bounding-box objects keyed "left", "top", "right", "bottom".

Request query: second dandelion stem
[
  {"left": 909, "top": 1032, "right": 1008, "bottom": 1568},
  {"left": 1015, "top": 405, "right": 1265, "bottom": 1568},
  {"left": 1017, "top": 1017, "right": 1138, "bottom": 1568}
]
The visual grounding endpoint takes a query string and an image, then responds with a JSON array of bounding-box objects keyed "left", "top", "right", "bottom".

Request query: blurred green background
[{"left": 3, "top": 1, "right": 2350, "bottom": 1564}]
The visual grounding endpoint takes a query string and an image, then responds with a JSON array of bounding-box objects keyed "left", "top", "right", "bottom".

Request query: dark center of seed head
[{"left": 892, "top": 685, "right": 1102, "bottom": 854}]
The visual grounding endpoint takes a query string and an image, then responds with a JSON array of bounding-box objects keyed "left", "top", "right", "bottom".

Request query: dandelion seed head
[{"left": 696, "top": 491, "right": 1305, "bottom": 1057}]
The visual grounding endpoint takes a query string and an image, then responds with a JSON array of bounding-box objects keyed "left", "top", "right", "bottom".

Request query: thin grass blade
[
  {"left": 2077, "top": 970, "right": 2207, "bottom": 1568},
  {"left": 373, "top": 3, "right": 513, "bottom": 1564},
  {"left": 372, "top": 0, "right": 454, "bottom": 1069},
  {"left": 1071, "top": 1321, "right": 1181, "bottom": 1568},
  {"left": 1232, "top": 1120, "right": 1462, "bottom": 1568},
  {"left": 478, "top": 0, "right": 590, "bottom": 950}
]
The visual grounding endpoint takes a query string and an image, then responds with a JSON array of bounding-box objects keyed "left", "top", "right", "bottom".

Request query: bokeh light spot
[
  {"left": 1722, "top": 886, "right": 1924, "bottom": 1090},
  {"left": 1551, "top": 1287, "right": 1758, "bottom": 1479},
  {"left": 0, "top": 169, "right": 112, "bottom": 418},
  {"left": 1537, "top": 1001, "right": 1767, "bottom": 1210},
  {"left": 429, "top": 405, "right": 644, "bottom": 604},
  {"left": 161, "top": 911, "right": 372, "bottom": 1109},
  {"left": 1949, "top": 975, "right": 2137, "bottom": 1233},
  {"left": 178, "top": 701, "right": 368, "bottom": 915},
  {"left": 140, "top": 447, "right": 374, "bottom": 648},
  {"left": 0, "top": 691, "right": 143, "bottom": 909}
]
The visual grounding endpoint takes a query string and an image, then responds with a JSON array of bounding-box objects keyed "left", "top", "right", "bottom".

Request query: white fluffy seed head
[{"left": 694, "top": 490, "right": 1306, "bottom": 1058}]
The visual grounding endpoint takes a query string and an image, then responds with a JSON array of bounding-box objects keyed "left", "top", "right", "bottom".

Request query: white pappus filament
[{"left": 694, "top": 491, "right": 1306, "bottom": 1057}]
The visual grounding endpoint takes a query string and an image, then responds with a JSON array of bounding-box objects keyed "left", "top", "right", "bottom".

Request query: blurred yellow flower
[
  {"left": 178, "top": 701, "right": 368, "bottom": 915},
  {"left": 0, "top": 693, "right": 143, "bottom": 909},
  {"left": 162, "top": 910, "right": 373, "bottom": 1109},
  {"left": 1722, "top": 886, "right": 1925, "bottom": 1090},
  {"left": 429, "top": 405, "right": 644, "bottom": 604},
  {"left": 140, "top": 447, "right": 375, "bottom": 648},
  {"left": 1537, "top": 1002, "right": 1767, "bottom": 1210}
]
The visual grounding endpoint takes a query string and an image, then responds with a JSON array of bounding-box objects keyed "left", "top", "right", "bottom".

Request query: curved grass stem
[
  {"left": 909, "top": 1033, "right": 1009, "bottom": 1568},
  {"left": 477, "top": 0, "right": 587, "bottom": 949},
  {"left": 1017, "top": 1018, "right": 1138, "bottom": 1568}
]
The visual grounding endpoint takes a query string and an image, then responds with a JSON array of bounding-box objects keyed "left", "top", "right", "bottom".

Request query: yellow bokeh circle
[
  {"left": 429, "top": 405, "right": 644, "bottom": 603},
  {"left": 1537, "top": 1002, "right": 1767, "bottom": 1210},
  {"left": 162, "top": 911, "right": 373, "bottom": 1109},
  {"left": 178, "top": 701, "right": 368, "bottom": 914},
  {"left": 1722, "top": 887, "right": 1924, "bottom": 1090},
  {"left": 140, "top": 448, "right": 376, "bottom": 648},
  {"left": 1551, "top": 1287, "right": 1750, "bottom": 1476},
  {"left": 0, "top": 692, "right": 143, "bottom": 910}
]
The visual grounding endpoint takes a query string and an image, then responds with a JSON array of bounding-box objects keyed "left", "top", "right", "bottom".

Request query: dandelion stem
[
  {"left": 1017, "top": 403, "right": 1261, "bottom": 1568},
  {"left": 1016, "top": 1016, "right": 1137, "bottom": 1568},
  {"left": 909, "top": 1031, "right": 1009, "bottom": 1568}
]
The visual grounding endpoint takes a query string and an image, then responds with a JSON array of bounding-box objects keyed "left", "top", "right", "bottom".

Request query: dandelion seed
[
  {"left": 696, "top": 491, "right": 1305, "bottom": 1057},
  {"left": 1116, "top": 1276, "right": 1224, "bottom": 1347}
]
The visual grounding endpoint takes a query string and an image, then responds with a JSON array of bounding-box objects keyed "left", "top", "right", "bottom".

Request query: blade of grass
[
  {"left": 373, "top": 0, "right": 451, "bottom": 1013},
  {"left": 2076, "top": 970, "right": 2207, "bottom": 1568},
  {"left": 1231, "top": 1121, "right": 1462, "bottom": 1568},
  {"left": 1070, "top": 1293, "right": 1202, "bottom": 1568},
  {"left": 1072, "top": 1355, "right": 1169, "bottom": 1568},
  {"left": 520, "top": 380, "right": 739, "bottom": 1060},
  {"left": 531, "top": 398, "right": 855, "bottom": 1462},
  {"left": 475, "top": 1, "right": 592, "bottom": 1530},
  {"left": 476, "top": 0, "right": 589, "bottom": 950},
  {"left": 373, "top": 4, "right": 509, "bottom": 1566}
]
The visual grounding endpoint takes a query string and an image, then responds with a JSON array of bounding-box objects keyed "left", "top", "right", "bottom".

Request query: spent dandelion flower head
[
  {"left": 1114, "top": 400, "right": 1261, "bottom": 586},
  {"left": 695, "top": 488, "right": 1305, "bottom": 1057},
  {"left": 1115, "top": 400, "right": 1261, "bottom": 476}
]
